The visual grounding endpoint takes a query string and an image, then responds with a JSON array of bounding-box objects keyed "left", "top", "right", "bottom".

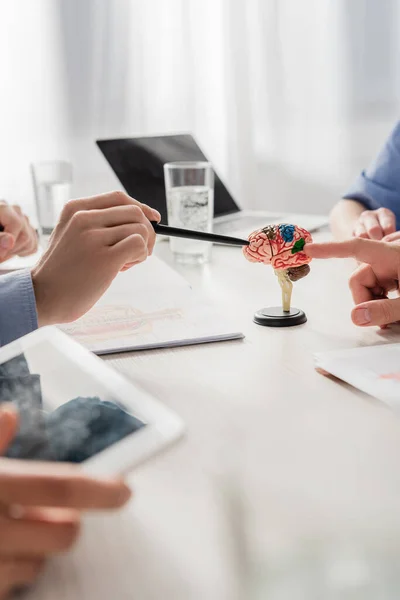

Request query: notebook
[
  {"left": 314, "top": 344, "right": 400, "bottom": 410},
  {"left": 60, "top": 255, "right": 244, "bottom": 354}
]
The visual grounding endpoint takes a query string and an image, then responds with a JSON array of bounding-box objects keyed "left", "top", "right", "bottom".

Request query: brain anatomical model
[{"left": 243, "top": 224, "right": 313, "bottom": 312}]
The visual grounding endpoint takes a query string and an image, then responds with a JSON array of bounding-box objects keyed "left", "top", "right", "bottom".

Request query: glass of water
[
  {"left": 164, "top": 161, "right": 214, "bottom": 265},
  {"left": 31, "top": 161, "right": 73, "bottom": 237}
]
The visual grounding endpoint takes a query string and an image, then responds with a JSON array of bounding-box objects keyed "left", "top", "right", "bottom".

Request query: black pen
[
  {"left": 150, "top": 222, "right": 250, "bottom": 247},
  {"left": 0, "top": 221, "right": 250, "bottom": 246}
]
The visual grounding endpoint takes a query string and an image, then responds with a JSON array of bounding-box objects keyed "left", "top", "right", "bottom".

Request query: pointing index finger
[{"left": 304, "top": 238, "right": 397, "bottom": 265}]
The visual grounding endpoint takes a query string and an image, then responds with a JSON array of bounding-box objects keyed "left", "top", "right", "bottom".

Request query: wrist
[{"left": 31, "top": 267, "right": 56, "bottom": 327}]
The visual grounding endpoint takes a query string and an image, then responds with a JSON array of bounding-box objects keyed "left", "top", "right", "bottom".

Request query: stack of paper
[
  {"left": 60, "top": 255, "right": 244, "bottom": 354},
  {"left": 314, "top": 344, "right": 400, "bottom": 410}
]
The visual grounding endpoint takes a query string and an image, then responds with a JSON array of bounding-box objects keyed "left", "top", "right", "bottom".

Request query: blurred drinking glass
[
  {"left": 164, "top": 161, "right": 214, "bottom": 265},
  {"left": 31, "top": 161, "right": 73, "bottom": 237}
]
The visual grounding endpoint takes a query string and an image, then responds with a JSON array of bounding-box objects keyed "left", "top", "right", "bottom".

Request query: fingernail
[
  {"left": 354, "top": 308, "right": 371, "bottom": 325},
  {"left": 0, "top": 235, "right": 12, "bottom": 249},
  {"left": 153, "top": 210, "right": 161, "bottom": 222}
]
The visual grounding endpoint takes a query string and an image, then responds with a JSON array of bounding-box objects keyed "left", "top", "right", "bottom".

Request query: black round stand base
[{"left": 254, "top": 307, "right": 307, "bottom": 328}]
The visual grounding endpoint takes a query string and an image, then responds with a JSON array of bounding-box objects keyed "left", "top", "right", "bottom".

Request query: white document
[
  {"left": 60, "top": 255, "right": 244, "bottom": 354},
  {"left": 314, "top": 343, "right": 400, "bottom": 410}
]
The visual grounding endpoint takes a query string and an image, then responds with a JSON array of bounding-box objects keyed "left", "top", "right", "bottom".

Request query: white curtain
[
  {"left": 1, "top": 0, "right": 399, "bottom": 217},
  {"left": 54, "top": 0, "right": 400, "bottom": 214},
  {"left": 0, "top": 0, "right": 68, "bottom": 218}
]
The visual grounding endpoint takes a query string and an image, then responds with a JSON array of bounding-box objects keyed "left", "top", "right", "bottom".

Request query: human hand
[
  {"left": 305, "top": 238, "right": 400, "bottom": 328},
  {"left": 0, "top": 202, "right": 38, "bottom": 263},
  {"left": 382, "top": 230, "right": 400, "bottom": 244},
  {"left": 31, "top": 191, "right": 161, "bottom": 326},
  {"left": 0, "top": 405, "right": 131, "bottom": 599},
  {"left": 352, "top": 207, "right": 396, "bottom": 240}
]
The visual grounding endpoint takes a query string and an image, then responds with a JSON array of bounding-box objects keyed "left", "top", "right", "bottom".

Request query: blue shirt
[
  {"left": 0, "top": 270, "right": 38, "bottom": 346},
  {"left": 343, "top": 120, "right": 400, "bottom": 230}
]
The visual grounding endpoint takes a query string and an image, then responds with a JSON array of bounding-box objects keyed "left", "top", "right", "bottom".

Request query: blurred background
[{"left": 1, "top": 0, "right": 399, "bottom": 218}]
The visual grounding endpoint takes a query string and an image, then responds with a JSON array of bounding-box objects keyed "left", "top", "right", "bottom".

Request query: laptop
[{"left": 96, "top": 134, "right": 328, "bottom": 236}]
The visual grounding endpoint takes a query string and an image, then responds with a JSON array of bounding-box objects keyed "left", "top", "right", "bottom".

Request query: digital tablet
[{"left": 0, "top": 327, "right": 185, "bottom": 475}]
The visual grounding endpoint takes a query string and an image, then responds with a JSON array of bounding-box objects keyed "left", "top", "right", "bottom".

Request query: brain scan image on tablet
[
  {"left": 0, "top": 352, "right": 145, "bottom": 463},
  {"left": 0, "top": 328, "right": 184, "bottom": 473}
]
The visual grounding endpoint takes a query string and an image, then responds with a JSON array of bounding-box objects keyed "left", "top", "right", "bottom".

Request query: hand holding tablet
[
  {"left": 0, "top": 405, "right": 132, "bottom": 598},
  {"left": 0, "top": 327, "right": 184, "bottom": 597}
]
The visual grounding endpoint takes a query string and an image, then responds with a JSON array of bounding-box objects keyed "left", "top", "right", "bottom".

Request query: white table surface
[{"left": 30, "top": 227, "right": 400, "bottom": 600}]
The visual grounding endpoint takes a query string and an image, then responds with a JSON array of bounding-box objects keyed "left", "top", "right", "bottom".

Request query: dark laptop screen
[{"left": 96, "top": 134, "right": 239, "bottom": 224}]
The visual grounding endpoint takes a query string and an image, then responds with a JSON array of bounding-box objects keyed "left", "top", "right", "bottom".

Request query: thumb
[
  {"left": 352, "top": 297, "right": 400, "bottom": 327},
  {"left": 0, "top": 232, "right": 15, "bottom": 254},
  {"left": 0, "top": 405, "right": 18, "bottom": 454}
]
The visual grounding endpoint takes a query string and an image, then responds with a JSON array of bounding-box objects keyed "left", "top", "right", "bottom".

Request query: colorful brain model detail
[{"left": 243, "top": 224, "right": 313, "bottom": 281}]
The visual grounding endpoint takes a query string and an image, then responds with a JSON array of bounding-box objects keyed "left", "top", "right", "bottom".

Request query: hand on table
[
  {"left": 0, "top": 406, "right": 131, "bottom": 600},
  {"left": 31, "top": 191, "right": 161, "bottom": 327},
  {"left": 0, "top": 202, "right": 38, "bottom": 263},
  {"left": 352, "top": 207, "right": 396, "bottom": 240},
  {"left": 305, "top": 238, "right": 400, "bottom": 328}
]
